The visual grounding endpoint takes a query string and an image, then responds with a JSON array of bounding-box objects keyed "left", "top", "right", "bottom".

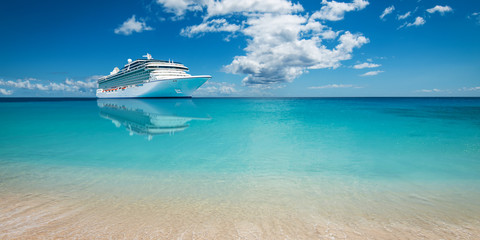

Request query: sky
[{"left": 0, "top": 0, "right": 479, "bottom": 97}]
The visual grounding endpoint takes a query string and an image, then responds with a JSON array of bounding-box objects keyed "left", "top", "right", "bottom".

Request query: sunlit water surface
[{"left": 0, "top": 98, "right": 479, "bottom": 239}]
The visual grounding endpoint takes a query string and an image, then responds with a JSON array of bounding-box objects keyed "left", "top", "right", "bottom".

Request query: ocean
[{"left": 0, "top": 98, "right": 479, "bottom": 239}]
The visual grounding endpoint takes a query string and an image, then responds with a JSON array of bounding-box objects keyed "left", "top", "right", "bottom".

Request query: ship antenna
[{"left": 142, "top": 53, "right": 153, "bottom": 60}]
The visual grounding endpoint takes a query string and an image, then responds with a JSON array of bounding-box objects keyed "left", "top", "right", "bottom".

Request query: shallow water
[{"left": 0, "top": 98, "right": 479, "bottom": 239}]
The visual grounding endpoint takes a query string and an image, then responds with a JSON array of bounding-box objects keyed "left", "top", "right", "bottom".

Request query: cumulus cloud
[
  {"left": 158, "top": 0, "right": 369, "bottom": 86},
  {"left": 194, "top": 81, "right": 238, "bottom": 96},
  {"left": 181, "top": 19, "right": 241, "bottom": 37},
  {"left": 226, "top": 22, "right": 368, "bottom": 85},
  {"left": 0, "top": 88, "right": 13, "bottom": 95},
  {"left": 114, "top": 15, "right": 153, "bottom": 35},
  {"left": 0, "top": 77, "right": 98, "bottom": 93},
  {"left": 397, "top": 11, "right": 411, "bottom": 20},
  {"left": 308, "top": 84, "right": 360, "bottom": 89},
  {"left": 353, "top": 62, "right": 380, "bottom": 69},
  {"left": 311, "top": 0, "right": 369, "bottom": 21},
  {"left": 426, "top": 5, "right": 453, "bottom": 15},
  {"left": 360, "top": 70, "right": 383, "bottom": 76},
  {"left": 380, "top": 6, "right": 395, "bottom": 20}
]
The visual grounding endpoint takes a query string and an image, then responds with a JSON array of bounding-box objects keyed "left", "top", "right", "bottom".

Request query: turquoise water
[{"left": 1, "top": 98, "right": 480, "bottom": 238}]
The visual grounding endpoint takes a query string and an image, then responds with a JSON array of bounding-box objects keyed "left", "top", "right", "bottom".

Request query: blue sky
[{"left": 0, "top": 0, "right": 479, "bottom": 97}]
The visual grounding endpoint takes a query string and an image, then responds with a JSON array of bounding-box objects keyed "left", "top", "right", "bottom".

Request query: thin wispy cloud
[
  {"left": 114, "top": 15, "right": 153, "bottom": 35},
  {"left": 397, "top": 11, "right": 411, "bottom": 20},
  {"left": 416, "top": 88, "right": 443, "bottom": 93},
  {"left": 459, "top": 86, "right": 480, "bottom": 91},
  {"left": 353, "top": 62, "right": 380, "bottom": 69},
  {"left": 181, "top": 19, "right": 241, "bottom": 37},
  {"left": 308, "top": 84, "right": 361, "bottom": 89},
  {"left": 380, "top": 5, "right": 395, "bottom": 20},
  {"left": 396, "top": 5, "right": 452, "bottom": 29},
  {"left": 468, "top": 12, "right": 480, "bottom": 25},
  {"left": 156, "top": 0, "right": 203, "bottom": 17},
  {"left": 416, "top": 87, "right": 480, "bottom": 93},
  {"left": 360, "top": 70, "right": 383, "bottom": 76}
]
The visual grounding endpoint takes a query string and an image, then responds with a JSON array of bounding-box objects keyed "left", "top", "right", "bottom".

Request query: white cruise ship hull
[{"left": 96, "top": 76, "right": 209, "bottom": 98}]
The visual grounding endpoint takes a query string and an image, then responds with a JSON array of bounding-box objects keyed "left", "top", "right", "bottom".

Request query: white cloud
[
  {"left": 0, "top": 77, "right": 98, "bottom": 93},
  {"left": 0, "top": 88, "right": 13, "bottom": 95},
  {"left": 415, "top": 87, "right": 480, "bottom": 93},
  {"left": 380, "top": 6, "right": 395, "bottom": 20},
  {"left": 157, "top": 0, "right": 303, "bottom": 18},
  {"left": 459, "top": 86, "right": 480, "bottom": 91},
  {"left": 416, "top": 88, "right": 443, "bottom": 93},
  {"left": 308, "top": 84, "right": 360, "bottom": 89},
  {"left": 360, "top": 70, "right": 383, "bottom": 76},
  {"left": 404, "top": 16, "right": 426, "bottom": 27},
  {"left": 181, "top": 19, "right": 241, "bottom": 37},
  {"left": 114, "top": 15, "right": 153, "bottom": 35},
  {"left": 194, "top": 81, "right": 238, "bottom": 96},
  {"left": 156, "top": 0, "right": 204, "bottom": 17},
  {"left": 0, "top": 78, "right": 45, "bottom": 90},
  {"left": 426, "top": 5, "right": 453, "bottom": 15},
  {"left": 65, "top": 78, "right": 98, "bottom": 89},
  {"left": 311, "top": 0, "right": 369, "bottom": 21},
  {"left": 397, "top": 11, "right": 411, "bottom": 20},
  {"left": 353, "top": 62, "right": 380, "bottom": 69},
  {"left": 205, "top": 0, "right": 303, "bottom": 18},
  {"left": 158, "top": 0, "right": 369, "bottom": 86},
  {"left": 225, "top": 14, "right": 369, "bottom": 85}
]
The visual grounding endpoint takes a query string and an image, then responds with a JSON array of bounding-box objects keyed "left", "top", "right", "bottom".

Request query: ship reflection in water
[{"left": 97, "top": 99, "right": 210, "bottom": 140}]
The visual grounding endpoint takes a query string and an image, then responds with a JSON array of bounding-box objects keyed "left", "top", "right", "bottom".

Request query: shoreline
[
  {"left": 1, "top": 191, "right": 479, "bottom": 239},
  {"left": 1, "top": 167, "right": 480, "bottom": 239}
]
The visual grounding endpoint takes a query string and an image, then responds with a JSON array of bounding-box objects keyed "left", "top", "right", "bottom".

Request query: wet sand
[
  {"left": 1, "top": 194, "right": 479, "bottom": 239},
  {"left": 1, "top": 172, "right": 479, "bottom": 239}
]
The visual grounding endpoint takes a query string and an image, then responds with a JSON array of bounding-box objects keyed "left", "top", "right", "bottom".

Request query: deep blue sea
[{"left": 1, "top": 98, "right": 479, "bottom": 238}]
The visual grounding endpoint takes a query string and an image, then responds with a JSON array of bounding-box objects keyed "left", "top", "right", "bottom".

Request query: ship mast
[{"left": 142, "top": 53, "right": 153, "bottom": 60}]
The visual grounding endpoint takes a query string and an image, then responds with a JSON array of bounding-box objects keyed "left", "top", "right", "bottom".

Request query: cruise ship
[{"left": 96, "top": 53, "right": 210, "bottom": 98}]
